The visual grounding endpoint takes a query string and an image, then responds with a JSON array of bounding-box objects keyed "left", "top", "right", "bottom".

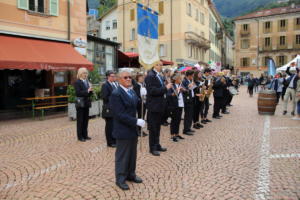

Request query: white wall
[{"left": 100, "top": 9, "right": 118, "bottom": 42}]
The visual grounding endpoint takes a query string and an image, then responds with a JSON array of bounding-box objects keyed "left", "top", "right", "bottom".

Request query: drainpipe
[
  {"left": 123, "top": 0, "right": 125, "bottom": 51},
  {"left": 256, "top": 18, "right": 259, "bottom": 71},
  {"left": 170, "top": 0, "right": 173, "bottom": 62},
  {"left": 67, "top": 0, "right": 71, "bottom": 41}
]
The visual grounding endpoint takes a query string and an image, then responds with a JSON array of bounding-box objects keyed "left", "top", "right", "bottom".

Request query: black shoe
[
  {"left": 188, "top": 129, "right": 195, "bottom": 133},
  {"left": 127, "top": 176, "right": 143, "bottom": 183},
  {"left": 150, "top": 151, "right": 160, "bottom": 156},
  {"left": 283, "top": 111, "right": 287, "bottom": 115},
  {"left": 201, "top": 120, "right": 207, "bottom": 124},
  {"left": 85, "top": 137, "right": 91, "bottom": 140},
  {"left": 162, "top": 122, "right": 169, "bottom": 126},
  {"left": 291, "top": 111, "right": 295, "bottom": 116},
  {"left": 212, "top": 116, "right": 221, "bottom": 119},
  {"left": 172, "top": 137, "right": 179, "bottom": 142},
  {"left": 183, "top": 132, "right": 194, "bottom": 136},
  {"left": 197, "top": 123, "right": 204, "bottom": 128},
  {"left": 142, "top": 132, "right": 148, "bottom": 137},
  {"left": 222, "top": 111, "right": 230, "bottom": 114},
  {"left": 78, "top": 138, "right": 86, "bottom": 142},
  {"left": 205, "top": 119, "right": 212, "bottom": 123},
  {"left": 217, "top": 115, "right": 223, "bottom": 118},
  {"left": 193, "top": 124, "right": 201, "bottom": 129},
  {"left": 228, "top": 104, "right": 233, "bottom": 107},
  {"left": 176, "top": 135, "right": 185, "bottom": 139},
  {"left": 116, "top": 182, "right": 129, "bottom": 190},
  {"left": 108, "top": 144, "right": 117, "bottom": 148},
  {"left": 158, "top": 147, "right": 167, "bottom": 152}
]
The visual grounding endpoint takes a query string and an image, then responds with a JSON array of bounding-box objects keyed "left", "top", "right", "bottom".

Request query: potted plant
[{"left": 67, "top": 85, "right": 101, "bottom": 120}]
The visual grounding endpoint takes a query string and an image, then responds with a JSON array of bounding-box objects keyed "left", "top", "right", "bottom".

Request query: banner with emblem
[{"left": 137, "top": 3, "right": 159, "bottom": 69}]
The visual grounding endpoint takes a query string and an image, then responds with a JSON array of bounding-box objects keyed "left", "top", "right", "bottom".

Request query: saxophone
[
  {"left": 199, "top": 85, "right": 206, "bottom": 102},
  {"left": 206, "top": 83, "right": 213, "bottom": 98}
]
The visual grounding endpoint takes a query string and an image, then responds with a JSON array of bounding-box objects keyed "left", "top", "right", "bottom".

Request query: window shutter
[
  {"left": 18, "top": 0, "right": 28, "bottom": 10},
  {"left": 130, "top": 9, "right": 135, "bottom": 21},
  {"left": 159, "top": 1, "right": 164, "bottom": 14},
  {"left": 49, "top": 0, "right": 59, "bottom": 16},
  {"left": 159, "top": 23, "right": 164, "bottom": 36}
]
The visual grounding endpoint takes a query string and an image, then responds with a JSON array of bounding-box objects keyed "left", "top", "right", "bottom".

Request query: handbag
[
  {"left": 102, "top": 104, "right": 113, "bottom": 118},
  {"left": 75, "top": 97, "right": 85, "bottom": 108}
]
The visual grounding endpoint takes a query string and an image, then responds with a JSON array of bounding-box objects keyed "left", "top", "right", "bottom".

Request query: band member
[
  {"left": 145, "top": 62, "right": 172, "bottom": 156},
  {"left": 201, "top": 68, "right": 212, "bottom": 123},
  {"left": 212, "top": 73, "right": 226, "bottom": 119},
  {"left": 162, "top": 69, "right": 172, "bottom": 126},
  {"left": 133, "top": 74, "right": 148, "bottom": 136},
  {"left": 100, "top": 71, "right": 117, "bottom": 147},
  {"left": 193, "top": 71, "right": 204, "bottom": 129},
  {"left": 74, "top": 67, "right": 93, "bottom": 142},
  {"left": 110, "top": 69, "right": 145, "bottom": 190},
  {"left": 221, "top": 70, "right": 230, "bottom": 114},
  {"left": 182, "top": 70, "right": 196, "bottom": 135}
]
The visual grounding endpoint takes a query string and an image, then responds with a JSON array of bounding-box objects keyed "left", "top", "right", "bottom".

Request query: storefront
[{"left": 0, "top": 34, "right": 93, "bottom": 111}]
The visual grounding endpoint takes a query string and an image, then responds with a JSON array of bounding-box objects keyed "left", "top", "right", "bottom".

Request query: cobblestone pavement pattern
[{"left": 0, "top": 86, "right": 299, "bottom": 200}]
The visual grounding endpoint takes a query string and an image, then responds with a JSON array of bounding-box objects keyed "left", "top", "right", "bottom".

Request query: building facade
[
  {"left": 99, "top": 6, "right": 118, "bottom": 42},
  {"left": 116, "top": 0, "right": 212, "bottom": 67},
  {"left": 234, "top": 5, "right": 300, "bottom": 76}
]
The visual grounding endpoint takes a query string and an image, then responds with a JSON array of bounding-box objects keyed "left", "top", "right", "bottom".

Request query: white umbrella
[{"left": 276, "top": 55, "right": 300, "bottom": 72}]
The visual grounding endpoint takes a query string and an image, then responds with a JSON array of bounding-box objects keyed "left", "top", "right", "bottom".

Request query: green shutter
[
  {"left": 18, "top": 0, "right": 28, "bottom": 10},
  {"left": 50, "top": 0, "right": 59, "bottom": 16}
]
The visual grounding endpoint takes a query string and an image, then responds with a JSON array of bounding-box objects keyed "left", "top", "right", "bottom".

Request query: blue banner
[
  {"left": 267, "top": 58, "right": 276, "bottom": 76},
  {"left": 137, "top": 3, "right": 158, "bottom": 39}
]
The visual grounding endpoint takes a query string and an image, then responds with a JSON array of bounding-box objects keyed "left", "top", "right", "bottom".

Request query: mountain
[{"left": 213, "top": 0, "right": 278, "bottom": 18}]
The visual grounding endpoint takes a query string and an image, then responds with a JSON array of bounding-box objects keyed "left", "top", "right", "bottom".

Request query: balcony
[
  {"left": 240, "top": 30, "right": 250, "bottom": 37},
  {"left": 293, "top": 43, "right": 300, "bottom": 49},
  {"left": 277, "top": 44, "right": 288, "bottom": 50},
  {"left": 184, "top": 32, "right": 211, "bottom": 50},
  {"left": 262, "top": 45, "right": 272, "bottom": 51}
]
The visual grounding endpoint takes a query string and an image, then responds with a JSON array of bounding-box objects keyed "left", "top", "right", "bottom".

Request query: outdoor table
[{"left": 24, "top": 95, "right": 69, "bottom": 119}]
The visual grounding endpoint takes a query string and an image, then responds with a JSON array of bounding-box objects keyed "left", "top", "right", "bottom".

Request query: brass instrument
[
  {"left": 205, "top": 81, "right": 214, "bottom": 98},
  {"left": 199, "top": 85, "right": 206, "bottom": 102}
]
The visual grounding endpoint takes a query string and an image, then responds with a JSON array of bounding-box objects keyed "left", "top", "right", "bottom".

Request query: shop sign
[{"left": 73, "top": 38, "right": 87, "bottom": 48}]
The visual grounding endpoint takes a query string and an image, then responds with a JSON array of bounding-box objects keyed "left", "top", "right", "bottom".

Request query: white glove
[
  {"left": 136, "top": 119, "right": 146, "bottom": 128},
  {"left": 141, "top": 88, "right": 147, "bottom": 96}
]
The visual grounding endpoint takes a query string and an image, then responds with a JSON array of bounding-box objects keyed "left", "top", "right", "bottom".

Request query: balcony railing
[
  {"left": 277, "top": 44, "right": 288, "bottom": 50},
  {"left": 262, "top": 45, "right": 272, "bottom": 51},
  {"left": 184, "top": 31, "right": 211, "bottom": 50},
  {"left": 240, "top": 30, "right": 250, "bottom": 37}
]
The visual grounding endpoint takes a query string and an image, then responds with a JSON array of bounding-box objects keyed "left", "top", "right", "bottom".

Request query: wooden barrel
[{"left": 257, "top": 90, "right": 277, "bottom": 115}]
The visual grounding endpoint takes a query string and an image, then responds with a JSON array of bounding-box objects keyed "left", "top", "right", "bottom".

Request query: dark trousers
[
  {"left": 193, "top": 100, "right": 203, "bottom": 123},
  {"left": 76, "top": 107, "right": 89, "bottom": 140},
  {"left": 148, "top": 112, "right": 163, "bottom": 151},
  {"left": 170, "top": 107, "right": 183, "bottom": 135},
  {"left": 162, "top": 106, "right": 171, "bottom": 124},
  {"left": 183, "top": 104, "right": 193, "bottom": 132},
  {"left": 221, "top": 90, "right": 229, "bottom": 112},
  {"left": 248, "top": 86, "right": 254, "bottom": 96},
  {"left": 115, "top": 138, "right": 138, "bottom": 183},
  {"left": 213, "top": 97, "right": 223, "bottom": 117},
  {"left": 104, "top": 118, "right": 116, "bottom": 145},
  {"left": 201, "top": 97, "right": 209, "bottom": 119},
  {"left": 227, "top": 94, "right": 233, "bottom": 106},
  {"left": 276, "top": 92, "right": 281, "bottom": 103}
]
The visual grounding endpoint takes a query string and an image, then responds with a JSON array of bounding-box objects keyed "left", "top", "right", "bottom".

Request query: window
[
  {"left": 279, "top": 36, "right": 286, "bottom": 45},
  {"left": 278, "top": 55, "right": 286, "bottom": 66},
  {"left": 130, "top": 9, "right": 135, "bottom": 21},
  {"left": 187, "top": 3, "right": 192, "bottom": 16},
  {"left": 113, "top": 37, "right": 117, "bottom": 42},
  {"left": 241, "top": 57, "right": 250, "bottom": 67},
  {"left": 296, "top": 35, "right": 300, "bottom": 44},
  {"left": 159, "top": 44, "right": 166, "bottom": 57},
  {"left": 130, "top": 28, "right": 135, "bottom": 40},
  {"left": 297, "top": 18, "right": 300, "bottom": 25},
  {"left": 243, "top": 24, "right": 249, "bottom": 31},
  {"left": 188, "top": 45, "right": 193, "bottom": 57},
  {"left": 159, "top": 1, "right": 164, "bottom": 15},
  {"left": 112, "top": 20, "right": 117, "bottom": 29},
  {"left": 105, "top": 21, "right": 110, "bottom": 30},
  {"left": 18, "top": 0, "right": 59, "bottom": 16},
  {"left": 196, "top": 9, "right": 199, "bottom": 21},
  {"left": 29, "top": 0, "right": 44, "bottom": 13},
  {"left": 264, "top": 57, "right": 269, "bottom": 66},
  {"left": 241, "top": 39, "right": 249, "bottom": 49},
  {"left": 201, "top": 13, "right": 205, "bottom": 25},
  {"left": 280, "top": 19, "right": 286, "bottom": 27},
  {"left": 265, "top": 21, "right": 271, "bottom": 29},
  {"left": 264, "top": 37, "right": 271, "bottom": 46},
  {"left": 106, "top": 38, "right": 110, "bottom": 41},
  {"left": 159, "top": 23, "right": 164, "bottom": 36}
]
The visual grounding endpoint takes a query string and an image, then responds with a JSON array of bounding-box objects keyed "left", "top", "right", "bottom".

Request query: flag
[
  {"left": 137, "top": 3, "right": 159, "bottom": 69},
  {"left": 267, "top": 57, "right": 276, "bottom": 76}
]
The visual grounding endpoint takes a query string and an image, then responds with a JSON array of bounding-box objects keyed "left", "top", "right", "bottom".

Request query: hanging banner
[
  {"left": 267, "top": 57, "right": 276, "bottom": 76},
  {"left": 137, "top": 3, "right": 159, "bottom": 69}
]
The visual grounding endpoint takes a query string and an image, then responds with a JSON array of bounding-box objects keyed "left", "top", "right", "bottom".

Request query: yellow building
[
  {"left": 234, "top": 5, "right": 300, "bottom": 76},
  {"left": 117, "top": 0, "right": 212, "bottom": 67},
  {"left": 0, "top": 0, "right": 91, "bottom": 111}
]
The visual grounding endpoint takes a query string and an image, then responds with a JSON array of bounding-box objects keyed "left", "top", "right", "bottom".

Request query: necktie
[
  {"left": 128, "top": 89, "right": 134, "bottom": 99},
  {"left": 157, "top": 74, "right": 164, "bottom": 86}
]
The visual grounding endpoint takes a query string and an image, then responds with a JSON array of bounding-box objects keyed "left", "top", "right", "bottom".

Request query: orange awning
[{"left": 0, "top": 35, "right": 93, "bottom": 71}]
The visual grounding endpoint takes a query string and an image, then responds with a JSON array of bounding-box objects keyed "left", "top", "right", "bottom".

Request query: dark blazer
[
  {"left": 213, "top": 78, "right": 224, "bottom": 98},
  {"left": 182, "top": 78, "right": 194, "bottom": 105},
  {"left": 110, "top": 86, "right": 139, "bottom": 140},
  {"left": 286, "top": 67, "right": 300, "bottom": 89},
  {"left": 167, "top": 84, "right": 182, "bottom": 111},
  {"left": 133, "top": 82, "right": 142, "bottom": 100},
  {"left": 101, "top": 81, "right": 115, "bottom": 104},
  {"left": 74, "top": 79, "right": 92, "bottom": 108},
  {"left": 145, "top": 69, "right": 167, "bottom": 113}
]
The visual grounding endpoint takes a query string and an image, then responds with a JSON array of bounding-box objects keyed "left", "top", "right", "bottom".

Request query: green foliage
[
  {"left": 67, "top": 85, "right": 101, "bottom": 103},
  {"left": 222, "top": 17, "right": 234, "bottom": 37},
  {"left": 99, "top": 0, "right": 117, "bottom": 17},
  {"left": 88, "top": 65, "right": 102, "bottom": 84},
  {"left": 67, "top": 85, "right": 76, "bottom": 103}
]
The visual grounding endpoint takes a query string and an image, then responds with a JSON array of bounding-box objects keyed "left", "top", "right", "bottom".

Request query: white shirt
[
  {"left": 120, "top": 84, "right": 130, "bottom": 95},
  {"left": 187, "top": 79, "right": 196, "bottom": 97},
  {"left": 176, "top": 84, "right": 184, "bottom": 108}
]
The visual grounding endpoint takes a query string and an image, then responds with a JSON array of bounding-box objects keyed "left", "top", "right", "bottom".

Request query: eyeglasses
[{"left": 122, "top": 76, "right": 132, "bottom": 80}]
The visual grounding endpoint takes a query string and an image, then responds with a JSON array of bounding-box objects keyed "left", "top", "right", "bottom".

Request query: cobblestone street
[{"left": 0, "top": 86, "right": 299, "bottom": 200}]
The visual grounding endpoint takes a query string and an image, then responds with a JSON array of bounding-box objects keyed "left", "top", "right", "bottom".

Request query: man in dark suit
[
  {"left": 212, "top": 74, "right": 226, "bottom": 119},
  {"left": 145, "top": 62, "right": 172, "bottom": 156},
  {"left": 182, "top": 70, "right": 196, "bottom": 135},
  {"left": 100, "top": 71, "right": 117, "bottom": 147},
  {"left": 110, "top": 70, "right": 145, "bottom": 190}
]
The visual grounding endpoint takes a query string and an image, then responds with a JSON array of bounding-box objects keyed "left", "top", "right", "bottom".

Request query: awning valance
[{"left": 0, "top": 35, "right": 93, "bottom": 71}]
